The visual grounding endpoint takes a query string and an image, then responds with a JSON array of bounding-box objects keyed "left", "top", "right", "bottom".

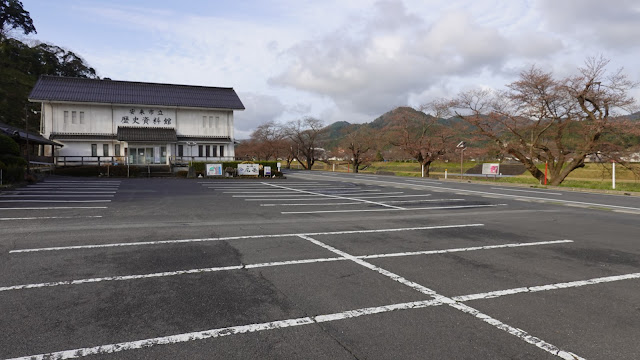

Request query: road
[{"left": 0, "top": 172, "right": 639, "bottom": 359}]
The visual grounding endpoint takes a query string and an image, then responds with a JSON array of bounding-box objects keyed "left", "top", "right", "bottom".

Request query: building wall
[{"left": 40, "top": 102, "right": 236, "bottom": 160}]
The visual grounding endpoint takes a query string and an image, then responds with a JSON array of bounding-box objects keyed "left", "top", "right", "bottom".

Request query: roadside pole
[
  {"left": 544, "top": 162, "right": 548, "bottom": 185},
  {"left": 612, "top": 161, "right": 616, "bottom": 190},
  {"left": 445, "top": 169, "right": 447, "bottom": 179}
]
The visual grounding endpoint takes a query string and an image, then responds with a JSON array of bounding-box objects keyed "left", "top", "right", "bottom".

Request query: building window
[
  {"left": 198, "top": 145, "right": 203, "bottom": 157},
  {"left": 103, "top": 144, "right": 109, "bottom": 156},
  {"left": 72, "top": 111, "right": 77, "bottom": 124},
  {"left": 205, "top": 145, "right": 210, "bottom": 157},
  {"left": 91, "top": 144, "right": 97, "bottom": 157},
  {"left": 178, "top": 144, "right": 183, "bottom": 157},
  {"left": 64, "top": 111, "right": 69, "bottom": 124},
  {"left": 219, "top": 145, "right": 224, "bottom": 157},
  {"left": 115, "top": 144, "right": 121, "bottom": 156},
  {"left": 209, "top": 116, "right": 214, "bottom": 128},
  {"left": 202, "top": 116, "right": 207, "bottom": 128},
  {"left": 79, "top": 111, "right": 85, "bottom": 124},
  {"left": 212, "top": 145, "right": 217, "bottom": 157}
]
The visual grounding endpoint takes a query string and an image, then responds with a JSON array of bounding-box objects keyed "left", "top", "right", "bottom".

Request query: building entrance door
[{"left": 128, "top": 146, "right": 166, "bottom": 164}]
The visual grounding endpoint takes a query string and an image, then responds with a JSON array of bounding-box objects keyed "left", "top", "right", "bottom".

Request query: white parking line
[
  {"left": 9, "top": 224, "right": 484, "bottom": 253},
  {"left": 292, "top": 173, "right": 640, "bottom": 213},
  {"left": 0, "top": 194, "right": 114, "bottom": 197},
  {"left": 281, "top": 204, "right": 506, "bottom": 214},
  {"left": 0, "top": 207, "right": 108, "bottom": 210},
  {"left": 1, "top": 240, "right": 571, "bottom": 292},
  {"left": 490, "top": 188, "right": 563, "bottom": 195},
  {"left": 14, "top": 269, "right": 637, "bottom": 359},
  {"left": 262, "top": 182, "right": 406, "bottom": 210},
  {"left": 0, "top": 216, "right": 103, "bottom": 221},
  {"left": 350, "top": 194, "right": 432, "bottom": 199},
  {"left": 0, "top": 200, "right": 111, "bottom": 203},
  {"left": 452, "top": 272, "right": 640, "bottom": 302},
  {"left": 7, "top": 191, "right": 117, "bottom": 194},
  {"left": 298, "top": 234, "right": 583, "bottom": 360},
  {"left": 259, "top": 198, "right": 465, "bottom": 206}
]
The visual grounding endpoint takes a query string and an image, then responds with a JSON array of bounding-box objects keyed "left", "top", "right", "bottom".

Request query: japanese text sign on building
[{"left": 115, "top": 107, "right": 175, "bottom": 127}]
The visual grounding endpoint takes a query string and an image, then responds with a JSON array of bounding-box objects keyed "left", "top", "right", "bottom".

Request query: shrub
[
  {"left": 0, "top": 134, "right": 20, "bottom": 156},
  {"left": 0, "top": 154, "right": 27, "bottom": 166},
  {"left": 1, "top": 164, "right": 24, "bottom": 183}
]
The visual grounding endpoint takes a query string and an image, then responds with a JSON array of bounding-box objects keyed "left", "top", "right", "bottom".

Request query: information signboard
[
  {"left": 264, "top": 166, "right": 271, "bottom": 176},
  {"left": 206, "top": 164, "right": 223, "bottom": 176},
  {"left": 238, "top": 163, "right": 259, "bottom": 176},
  {"left": 482, "top": 163, "right": 500, "bottom": 175}
]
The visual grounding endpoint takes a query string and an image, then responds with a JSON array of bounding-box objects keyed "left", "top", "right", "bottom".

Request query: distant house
[
  {"left": 0, "top": 121, "right": 62, "bottom": 164},
  {"left": 28, "top": 76, "right": 245, "bottom": 165}
]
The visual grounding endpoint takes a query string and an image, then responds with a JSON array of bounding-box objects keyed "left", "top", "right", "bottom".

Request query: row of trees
[{"left": 239, "top": 56, "right": 640, "bottom": 185}]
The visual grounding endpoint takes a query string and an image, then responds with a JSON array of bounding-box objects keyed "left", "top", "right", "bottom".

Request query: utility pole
[{"left": 457, "top": 141, "right": 466, "bottom": 179}]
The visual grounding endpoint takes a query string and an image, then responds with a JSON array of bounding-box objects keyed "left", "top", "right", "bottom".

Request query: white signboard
[
  {"left": 276, "top": 162, "right": 281, "bottom": 171},
  {"left": 482, "top": 163, "right": 500, "bottom": 175},
  {"left": 264, "top": 166, "right": 271, "bottom": 176},
  {"left": 114, "top": 107, "right": 176, "bottom": 128},
  {"left": 206, "top": 164, "right": 223, "bottom": 176},
  {"left": 237, "top": 163, "right": 259, "bottom": 176}
]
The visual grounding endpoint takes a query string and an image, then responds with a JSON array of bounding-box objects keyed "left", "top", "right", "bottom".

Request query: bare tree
[
  {"left": 386, "top": 105, "right": 458, "bottom": 177},
  {"left": 340, "top": 126, "right": 379, "bottom": 173},
  {"left": 284, "top": 117, "right": 325, "bottom": 170},
  {"left": 452, "top": 56, "right": 637, "bottom": 185}
]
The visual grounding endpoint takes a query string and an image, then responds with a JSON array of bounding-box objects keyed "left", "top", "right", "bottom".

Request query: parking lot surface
[{"left": 1, "top": 172, "right": 639, "bottom": 359}]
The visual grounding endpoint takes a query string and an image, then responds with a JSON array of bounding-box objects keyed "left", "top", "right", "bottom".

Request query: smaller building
[
  {"left": 28, "top": 76, "right": 245, "bottom": 166},
  {"left": 0, "top": 121, "right": 62, "bottom": 165}
]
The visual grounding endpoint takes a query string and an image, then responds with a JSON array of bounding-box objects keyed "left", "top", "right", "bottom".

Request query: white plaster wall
[
  {"left": 176, "top": 109, "right": 233, "bottom": 137},
  {"left": 46, "top": 103, "right": 113, "bottom": 134}
]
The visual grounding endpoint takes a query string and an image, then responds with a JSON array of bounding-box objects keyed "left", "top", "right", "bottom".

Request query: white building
[{"left": 29, "top": 76, "right": 245, "bottom": 166}]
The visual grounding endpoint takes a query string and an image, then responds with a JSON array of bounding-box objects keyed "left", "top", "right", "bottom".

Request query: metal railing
[{"left": 55, "top": 156, "right": 125, "bottom": 166}]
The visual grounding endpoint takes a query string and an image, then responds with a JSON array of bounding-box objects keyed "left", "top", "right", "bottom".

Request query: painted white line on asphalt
[
  {"left": 0, "top": 194, "right": 114, "bottom": 197},
  {"left": 404, "top": 179, "right": 443, "bottom": 184},
  {"left": 7, "top": 191, "right": 117, "bottom": 194},
  {"left": 0, "top": 200, "right": 111, "bottom": 203},
  {"left": 15, "top": 269, "right": 640, "bottom": 358},
  {"left": 8, "top": 301, "right": 442, "bottom": 360},
  {"left": 259, "top": 198, "right": 466, "bottom": 206},
  {"left": 26, "top": 187, "right": 119, "bottom": 190},
  {"left": 292, "top": 173, "right": 640, "bottom": 213},
  {"left": 0, "top": 216, "right": 103, "bottom": 221},
  {"left": 0, "top": 240, "right": 572, "bottom": 292},
  {"left": 9, "top": 224, "right": 483, "bottom": 253},
  {"left": 361, "top": 240, "right": 574, "bottom": 259},
  {"left": 351, "top": 194, "right": 433, "bottom": 199},
  {"left": 261, "top": 202, "right": 377, "bottom": 207},
  {"left": 452, "top": 272, "right": 640, "bottom": 302},
  {"left": 298, "top": 234, "right": 584, "bottom": 360},
  {"left": 42, "top": 181, "right": 121, "bottom": 184},
  {"left": 382, "top": 199, "right": 465, "bottom": 204},
  {"left": 233, "top": 194, "right": 325, "bottom": 198},
  {"left": 331, "top": 191, "right": 403, "bottom": 196},
  {"left": 282, "top": 204, "right": 506, "bottom": 214},
  {"left": 262, "top": 182, "right": 406, "bottom": 210},
  {"left": 0, "top": 207, "right": 108, "bottom": 210},
  {"left": 244, "top": 197, "right": 374, "bottom": 202},
  {"left": 490, "top": 188, "right": 563, "bottom": 195}
]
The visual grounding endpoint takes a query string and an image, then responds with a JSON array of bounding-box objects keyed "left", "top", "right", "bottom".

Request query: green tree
[{"left": 0, "top": 0, "right": 36, "bottom": 39}]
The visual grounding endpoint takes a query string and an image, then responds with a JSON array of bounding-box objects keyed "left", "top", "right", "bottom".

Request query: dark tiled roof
[
  {"left": 117, "top": 127, "right": 177, "bottom": 142},
  {"left": 177, "top": 135, "right": 231, "bottom": 142},
  {"left": 29, "top": 76, "right": 245, "bottom": 110},
  {"left": 50, "top": 133, "right": 117, "bottom": 140},
  {"left": 0, "top": 121, "right": 62, "bottom": 146}
]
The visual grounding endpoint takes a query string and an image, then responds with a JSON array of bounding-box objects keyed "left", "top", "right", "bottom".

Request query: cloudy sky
[{"left": 23, "top": 0, "right": 640, "bottom": 138}]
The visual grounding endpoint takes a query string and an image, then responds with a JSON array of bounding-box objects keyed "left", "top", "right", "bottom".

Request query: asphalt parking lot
[{"left": 1, "top": 172, "right": 639, "bottom": 359}]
